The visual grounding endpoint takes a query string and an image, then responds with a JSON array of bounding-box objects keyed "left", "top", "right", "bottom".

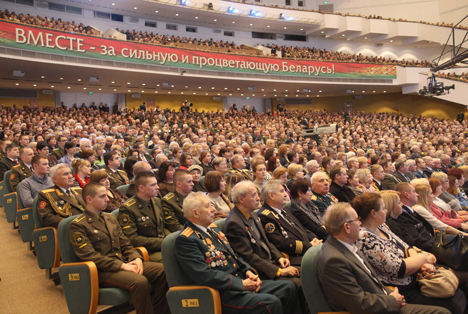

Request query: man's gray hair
[
  {"left": 79, "top": 138, "right": 91, "bottom": 147},
  {"left": 261, "top": 179, "right": 282, "bottom": 202},
  {"left": 133, "top": 161, "right": 152, "bottom": 177},
  {"left": 230, "top": 154, "right": 243, "bottom": 166},
  {"left": 311, "top": 171, "right": 327, "bottom": 184},
  {"left": 50, "top": 163, "right": 70, "bottom": 179},
  {"left": 306, "top": 160, "right": 318, "bottom": 170},
  {"left": 182, "top": 192, "right": 207, "bottom": 218},
  {"left": 232, "top": 181, "right": 256, "bottom": 204},
  {"left": 155, "top": 153, "right": 168, "bottom": 164}
]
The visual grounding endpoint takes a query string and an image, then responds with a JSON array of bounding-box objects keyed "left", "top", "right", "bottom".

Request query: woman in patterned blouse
[{"left": 352, "top": 192, "right": 465, "bottom": 314}]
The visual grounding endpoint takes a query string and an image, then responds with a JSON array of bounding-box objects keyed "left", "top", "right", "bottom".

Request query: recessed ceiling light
[
  {"left": 274, "top": 94, "right": 277, "bottom": 97},
  {"left": 127, "top": 82, "right": 130, "bottom": 84},
  {"left": 168, "top": 92, "right": 171, "bottom": 94},
  {"left": 84, "top": 87, "right": 87, "bottom": 90},
  {"left": 41, "top": 76, "right": 45, "bottom": 78},
  {"left": 155, "top": 11, "right": 158, "bottom": 13},
  {"left": 128, "top": 90, "right": 131, "bottom": 92},
  {"left": 342, "top": 34, "right": 345, "bottom": 37},
  {"left": 321, "top": 31, "right": 324, "bottom": 34},
  {"left": 111, "top": 81, "right": 115, "bottom": 83},
  {"left": 199, "top": 86, "right": 202, "bottom": 89},
  {"left": 157, "top": 84, "right": 160, "bottom": 86},
  {"left": 114, "top": 89, "right": 116, "bottom": 91},
  {"left": 229, "top": 94, "right": 232, "bottom": 96},
  {"left": 33, "top": 84, "right": 36, "bottom": 87},
  {"left": 273, "top": 89, "right": 277, "bottom": 92},
  {"left": 362, "top": 91, "right": 365, "bottom": 93},
  {"left": 263, "top": 94, "right": 266, "bottom": 96},
  {"left": 307, "top": 95, "right": 309, "bottom": 97},
  {"left": 317, "top": 95, "right": 319, "bottom": 97},
  {"left": 212, "top": 87, "right": 215, "bottom": 89},
  {"left": 319, "top": 90, "right": 322, "bottom": 92},
  {"left": 285, "top": 89, "right": 288, "bottom": 92},
  {"left": 171, "top": 85, "right": 174, "bottom": 87},
  {"left": 195, "top": 17, "right": 198, "bottom": 19},
  {"left": 373, "top": 91, "right": 376, "bottom": 93},
  {"left": 237, "top": 88, "right": 240, "bottom": 90},
  {"left": 284, "top": 27, "right": 287, "bottom": 29},
  {"left": 232, "top": 22, "right": 235, "bottom": 24},
  {"left": 78, "top": 79, "right": 81, "bottom": 81},
  {"left": 51, "top": 85, "right": 54, "bottom": 88},
  {"left": 296, "top": 90, "right": 299, "bottom": 92},
  {"left": 364, "top": 37, "right": 367, "bottom": 39},
  {"left": 296, "top": 95, "right": 298, "bottom": 97},
  {"left": 352, "top": 90, "right": 354, "bottom": 93},
  {"left": 15, "top": 83, "right": 19, "bottom": 85},
  {"left": 285, "top": 95, "right": 288, "bottom": 97},
  {"left": 60, "top": 78, "right": 63, "bottom": 80},
  {"left": 250, "top": 23, "right": 253, "bottom": 26},
  {"left": 142, "top": 90, "right": 145, "bottom": 92},
  {"left": 252, "top": 94, "right": 255, "bottom": 97},
  {"left": 155, "top": 91, "right": 158, "bottom": 93},
  {"left": 301, "top": 28, "right": 303, "bottom": 31},
  {"left": 218, "top": 93, "right": 221, "bottom": 95},
  {"left": 142, "top": 83, "right": 145, "bottom": 86},
  {"left": 68, "top": 86, "right": 70, "bottom": 89},
  {"left": 181, "top": 92, "right": 184, "bottom": 94},
  {"left": 176, "top": 14, "right": 179, "bottom": 16},
  {"left": 214, "top": 19, "right": 217, "bottom": 21},
  {"left": 390, "top": 40, "right": 393, "bottom": 43},
  {"left": 267, "top": 25, "right": 270, "bottom": 27},
  {"left": 193, "top": 92, "right": 196, "bottom": 95},
  {"left": 112, "top": 3, "right": 115, "bottom": 5},
  {"left": 224, "top": 87, "right": 228, "bottom": 90},
  {"left": 384, "top": 91, "right": 387, "bottom": 93},
  {"left": 99, "top": 88, "right": 102, "bottom": 90},
  {"left": 206, "top": 93, "right": 208, "bottom": 95},
  {"left": 134, "top": 7, "right": 137, "bottom": 9}
]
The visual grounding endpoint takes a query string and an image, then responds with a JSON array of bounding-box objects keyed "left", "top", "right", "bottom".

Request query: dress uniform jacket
[
  {"left": 175, "top": 221, "right": 301, "bottom": 314},
  {"left": 10, "top": 161, "right": 32, "bottom": 192},
  {"left": 161, "top": 190, "right": 187, "bottom": 232},
  {"left": 51, "top": 147, "right": 65, "bottom": 160},
  {"left": 104, "top": 166, "right": 129, "bottom": 189},
  {"left": 371, "top": 180, "right": 387, "bottom": 192},
  {"left": 0, "top": 157, "right": 18, "bottom": 180},
  {"left": 37, "top": 185, "right": 86, "bottom": 228},
  {"left": 119, "top": 195, "right": 171, "bottom": 262},
  {"left": 225, "top": 206, "right": 284, "bottom": 279},
  {"left": 229, "top": 167, "right": 254, "bottom": 181},
  {"left": 311, "top": 190, "right": 338, "bottom": 215},
  {"left": 258, "top": 203, "right": 316, "bottom": 266}
]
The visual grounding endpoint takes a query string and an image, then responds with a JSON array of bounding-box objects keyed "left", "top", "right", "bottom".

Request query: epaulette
[
  {"left": 163, "top": 193, "right": 175, "bottom": 200},
  {"left": 209, "top": 223, "right": 218, "bottom": 229},
  {"left": 261, "top": 209, "right": 271, "bottom": 215},
  {"left": 124, "top": 198, "right": 136, "bottom": 207},
  {"left": 42, "top": 188, "right": 55, "bottom": 193},
  {"left": 311, "top": 195, "right": 318, "bottom": 201},
  {"left": 12, "top": 164, "right": 20, "bottom": 169},
  {"left": 72, "top": 214, "right": 86, "bottom": 223},
  {"left": 181, "top": 227, "right": 193, "bottom": 237},
  {"left": 71, "top": 187, "right": 82, "bottom": 191}
]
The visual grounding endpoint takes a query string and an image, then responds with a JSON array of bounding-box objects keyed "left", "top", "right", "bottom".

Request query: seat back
[
  {"left": 213, "top": 218, "right": 225, "bottom": 232},
  {"left": 162, "top": 232, "right": 187, "bottom": 287},
  {"left": 3, "top": 170, "right": 13, "bottom": 194},
  {"left": 17, "top": 188, "right": 25, "bottom": 209},
  {"left": 33, "top": 196, "right": 46, "bottom": 229},
  {"left": 199, "top": 176, "right": 205, "bottom": 186},
  {"left": 301, "top": 244, "right": 335, "bottom": 314},
  {"left": 111, "top": 208, "right": 119, "bottom": 220},
  {"left": 57, "top": 215, "right": 83, "bottom": 263},
  {"left": 116, "top": 184, "right": 129, "bottom": 195}
]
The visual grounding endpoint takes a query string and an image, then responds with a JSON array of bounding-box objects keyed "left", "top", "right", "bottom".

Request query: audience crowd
[{"left": 436, "top": 71, "right": 468, "bottom": 83}]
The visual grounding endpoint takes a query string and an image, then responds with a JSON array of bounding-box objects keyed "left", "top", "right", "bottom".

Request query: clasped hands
[{"left": 119, "top": 258, "right": 144, "bottom": 274}]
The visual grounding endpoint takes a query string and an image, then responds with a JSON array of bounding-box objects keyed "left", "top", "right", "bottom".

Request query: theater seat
[
  {"left": 3, "top": 171, "right": 19, "bottom": 228},
  {"left": 213, "top": 218, "right": 225, "bottom": 232},
  {"left": 162, "top": 232, "right": 222, "bottom": 314},
  {"left": 116, "top": 184, "right": 129, "bottom": 195},
  {"left": 16, "top": 194, "right": 36, "bottom": 248},
  {"left": 58, "top": 215, "right": 150, "bottom": 314},
  {"left": 301, "top": 244, "right": 351, "bottom": 314},
  {"left": 32, "top": 198, "right": 61, "bottom": 279}
]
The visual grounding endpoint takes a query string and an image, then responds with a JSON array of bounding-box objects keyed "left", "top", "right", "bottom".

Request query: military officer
[
  {"left": 162, "top": 169, "right": 193, "bottom": 232},
  {"left": 70, "top": 183, "right": 170, "bottom": 314},
  {"left": 175, "top": 192, "right": 301, "bottom": 314},
  {"left": 229, "top": 154, "right": 253, "bottom": 181},
  {"left": 310, "top": 172, "right": 338, "bottom": 214},
  {"left": 37, "top": 163, "right": 86, "bottom": 228},
  {"left": 0, "top": 143, "right": 19, "bottom": 180},
  {"left": 51, "top": 135, "right": 67, "bottom": 160},
  {"left": 104, "top": 151, "right": 129, "bottom": 189},
  {"left": 258, "top": 180, "right": 322, "bottom": 266},
  {"left": 10, "top": 147, "right": 34, "bottom": 192},
  {"left": 119, "top": 171, "right": 170, "bottom": 262}
]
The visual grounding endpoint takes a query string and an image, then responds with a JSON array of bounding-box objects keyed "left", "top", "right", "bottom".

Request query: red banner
[{"left": 0, "top": 20, "right": 397, "bottom": 79}]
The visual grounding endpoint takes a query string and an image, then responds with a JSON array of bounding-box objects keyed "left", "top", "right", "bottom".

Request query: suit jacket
[
  {"left": 440, "top": 164, "right": 449, "bottom": 174},
  {"left": 423, "top": 167, "right": 434, "bottom": 178},
  {"left": 0, "top": 157, "right": 18, "bottom": 180},
  {"left": 393, "top": 171, "right": 411, "bottom": 183},
  {"left": 258, "top": 203, "right": 316, "bottom": 265},
  {"left": 318, "top": 235, "right": 398, "bottom": 313},
  {"left": 175, "top": 221, "right": 253, "bottom": 298},
  {"left": 104, "top": 166, "right": 129, "bottom": 189},
  {"left": 329, "top": 181, "right": 356, "bottom": 202},
  {"left": 382, "top": 173, "right": 401, "bottom": 190},
  {"left": 119, "top": 195, "right": 170, "bottom": 252},
  {"left": 414, "top": 170, "right": 428, "bottom": 179},
  {"left": 225, "top": 206, "right": 283, "bottom": 279},
  {"left": 37, "top": 185, "right": 86, "bottom": 228},
  {"left": 10, "top": 161, "right": 32, "bottom": 192},
  {"left": 70, "top": 210, "right": 141, "bottom": 282}
]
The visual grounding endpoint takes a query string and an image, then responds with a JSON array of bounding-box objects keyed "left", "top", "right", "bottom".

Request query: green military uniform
[
  {"left": 161, "top": 190, "right": 188, "bottom": 233},
  {"left": 51, "top": 147, "right": 65, "bottom": 160},
  {"left": 0, "top": 147, "right": 5, "bottom": 159},
  {"left": 10, "top": 161, "right": 32, "bottom": 192},
  {"left": 119, "top": 195, "right": 171, "bottom": 262},
  {"left": 104, "top": 166, "right": 129, "bottom": 189},
  {"left": 70, "top": 210, "right": 170, "bottom": 314},
  {"left": 310, "top": 190, "right": 338, "bottom": 215},
  {"left": 229, "top": 167, "right": 253, "bottom": 181},
  {"left": 37, "top": 186, "right": 86, "bottom": 228}
]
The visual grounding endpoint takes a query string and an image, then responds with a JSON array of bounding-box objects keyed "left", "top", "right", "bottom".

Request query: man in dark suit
[
  {"left": 0, "top": 143, "right": 20, "bottom": 181},
  {"left": 134, "top": 142, "right": 151, "bottom": 163},
  {"left": 381, "top": 160, "right": 401, "bottom": 190},
  {"left": 175, "top": 192, "right": 301, "bottom": 314},
  {"left": 423, "top": 157, "right": 435, "bottom": 178},
  {"left": 329, "top": 166, "right": 356, "bottom": 202},
  {"left": 440, "top": 154, "right": 451, "bottom": 174},
  {"left": 258, "top": 180, "right": 321, "bottom": 266},
  {"left": 414, "top": 158, "right": 429, "bottom": 178},
  {"left": 318, "top": 202, "right": 449, "bottom": 314},
  {"left": 393, "top": 161, "right": 412, "bottom": 183},
  {"left": 37, "top": 164, "right": 86, "bottom": 228},
  {"left": 70, "top": 183, "right": 170, "bottom": 314},
  {"left": 119, "top": 171, "right": 170, "bottom": 262}
]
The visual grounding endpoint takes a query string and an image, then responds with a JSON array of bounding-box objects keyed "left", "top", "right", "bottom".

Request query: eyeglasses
[{"left": 342, "top": 216, "right": 361, "bottom": 227}]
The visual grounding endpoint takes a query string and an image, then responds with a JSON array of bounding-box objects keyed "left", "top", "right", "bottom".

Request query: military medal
[{"left": 251, "top": 238, "right": 256, "bottom": 243}]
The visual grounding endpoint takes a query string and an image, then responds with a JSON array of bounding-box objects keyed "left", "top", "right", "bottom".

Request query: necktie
[
  {"left": 248, "top": 217, "right": 272, "bottom": 260},
  {"left": 282, "top": 210, "right": 309, "bottom": 242}
]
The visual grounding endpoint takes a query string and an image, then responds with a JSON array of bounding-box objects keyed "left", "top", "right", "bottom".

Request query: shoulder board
[
  {"left": 260, "top": 209, "right": 271, "bottom": 215},
  {"left": 124, "top": 198, "right": 137, "bottom": 207},
  {"left": 180, "top": 227, "right": 194, "bottom": 237},
  {"left": 71, "top": 187, "right": 82, "bottom": 192},
  {"left": 311, "top": 195, "right": 318, "bottom": 201},
  {"left": 163, "top": 193, "right": 175, "bottom": 200},
  {"left": 41, "top": 188, "right": 55, "bottom": 193},
  {"left": 12, "top": 164, "right": 21, "bottom": 169},
  {"left": 209, "top": 223, "right": 218, "bottom": 229},
  {"left": 72, "top": 214, "right": 86, "bottom": 223}
]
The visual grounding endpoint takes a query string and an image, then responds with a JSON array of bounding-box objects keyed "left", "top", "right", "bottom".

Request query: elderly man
[
  {"left": 119, "top": 171, "right": 170, "bottom": 262},
  {"left": 10, "top": 147, "right": 34, "bottom": 192},
  {"left": 393, "top": 161, "right": 412, "bottom": 183},
  {"left": 318, "top": 202, "right": 450, "bottom": 314},
  {"left": 304, "top": 160, "right": 320, "bottom": 182},
  {"left": 37, "top": 163, "right": 86, "bottom": 228},
  {"left": 229, "top": 154, "right": 253, "bottom": 181},
  {"left": 18, "top": 154, "right": 54, "bottom": 208},
  {"left": 423, "top": 156, "right": 435, "bottom": 178},
  {"left": 440, "top": 154, "right": 451, "bottom": 174},
  {"left": 175, "top": 192, "right": 301, "bottom": 314},
  {"left": 329, "top": 166, "right": 356, "bottom": 203},
  {"left": 162, "top": 169, "right": 194, "bottom": 232},
  {"left": 70, "top": 183, "right": 170, "bottom": 314},
  {"left": 310, "top": 172, "right": 338, "bottom": 214},
  {"left": 258, "top": 180, "right": 321, "bottom": 266}
]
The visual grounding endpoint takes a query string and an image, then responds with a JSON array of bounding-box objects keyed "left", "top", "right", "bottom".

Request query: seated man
[
  {"left": 104, "top": 151, "right": 129, "bottom": 189},
  {"left": 381, "top": 160, "right": 401, "bottom": 190},
  {"left": 10, "top": 147, "right": 34, "bottom": 192},
  {"left": 0, "top": 143, "right": 20, "bottom": 180},
  {"left": 70, "top": 183, "right": 170, "bottom": 314},
  {"left": 318, "top": 202, "right": 449, "bottom": 314},
  {"left": 175, "top": 192, "right": 301, "bottom": 314},
  {"left": 119, "top": 171, "right": 171, "bottom": 262},
  {"left": 37, "top": 164, "right": 86, "bottom": 228},
  {"left": 125, "top": 161, "right": 153, "bottom": 197},
  {"left": 229, "top": 154, "right": 253, "bottom": 181},
  {"left": 329, "top": 166, "right": 356, "bottom": 203},
  {"left": 310, "top": 172, "right": 338, "bottom": 215},
  {"left": 18, "top": 154, "right": 54, "bottom": 208},
  {"left": 162, "top": 169, "right": 193, "bottom": 232},
  {"left": 258, "top": 180, "right": 321, "bottom": 266}
]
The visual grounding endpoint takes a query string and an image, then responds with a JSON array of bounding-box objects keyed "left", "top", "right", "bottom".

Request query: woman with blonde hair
[
  {"left": 287, "top": 163, "right": 304, "bottom": 183},
  {"left": 413, "top": 184, "right": 468, "bottom": 234},
  {"left": 356, "top": 169, "right": 377, "bottom": 193},
  {"left": 71, "top": 159, "right": 91, "bottom": 188},
  {"left": 93, "top": 143, "right": 105, "bottom": 166},
  {"left": 272, "top": 166, "right": 290, "bottom": 197}
]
